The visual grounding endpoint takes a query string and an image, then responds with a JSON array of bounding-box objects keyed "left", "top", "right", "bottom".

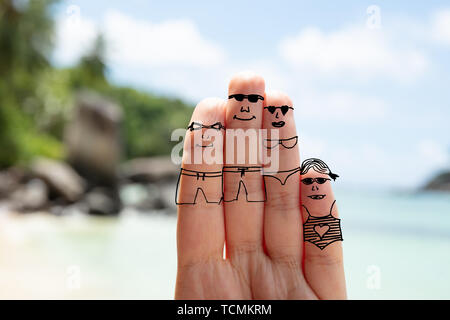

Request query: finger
[
  {"left": 262, "top": 91, "right": 302, "bottom": 262},
  {"left": 176, "top": 98, "right": 226, "bottom": 268},
  {"left": 223, "top": 72, "right": 266, "bottom": 257},
  {"left": 300, "top": 158, "right": 346, "bottom": 299}
]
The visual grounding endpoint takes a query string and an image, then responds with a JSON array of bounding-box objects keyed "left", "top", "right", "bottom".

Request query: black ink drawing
[
  {"left": 263, "top": 167, "right": 301, "bottom": 186},
  {"left": 264, "top": 105, "right": 293, "bottom": 128},
  {"left": 263, "top": 136, "right": 298, "bottom": 149},
  {"left": 300, "top": 158, "right": 339, "bottom": 182},
  {"left": 175, "top": 168, "right": 223, "bottom": 205},
  {"left": 264, "top": 105, "right": 293, "bottom": 115},
  {"left": 229, "top": 94, "right": 264, "bottom": 121},
  {"left": 262, "top": 104, "right": 299, "bottom": 186},
  {"left": 222, "top": 166, "right": 266, "bottom": 202},
  {"left": 300, "top": 158, "right": 342, "bottom": 250},
  {"left": 187, "top": 121, "right": 226, "bottom": 131},
  {"left": 187, "top": 121, "right": 225, "bottom": 148},
  {"left": 303, "top": 200, "right": 343, "bottom": 250},
  {"left": 233, "top": 114, "right": 256, "bottom": 121},
  {"left": 228, "top": 94, "right": 264, "bottom": 102}
]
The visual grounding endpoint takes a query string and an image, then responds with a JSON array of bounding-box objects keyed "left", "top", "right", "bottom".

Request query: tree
[{"left": 0, "top": 0, "right": 62, "bottom": 168}]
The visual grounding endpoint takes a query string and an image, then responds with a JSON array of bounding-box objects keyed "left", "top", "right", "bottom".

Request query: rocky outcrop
[
  {"left": 84, "top": 187, "right": 122, "bottom": 216},
  {"left": 0, "top": 157, "right": 178, "bottom": 215},
  {"left": 0, "top": 167, "right": 25, "bottom": 199},
  {"left": 118, "top": 156, "right": 178, "bottom": 213},
  {"left": 120, "top": 156, "right": 179, "bottom": 183},
  {"left": 30, "top": 157, "right": 85, "bottom": 202},
  {"left": 64, "top": 91, "right": 122, "bottom": 187},
  {"left": 64, "top": 91, "right": 123, "bottom": 215},
  {"left": 11, "top": 179, "right": 48, "bottom": 211},
  {"left": 0, "top": 93, "right": 181, "bottom": 216},
  {"left": 423, "top": 171, "right": 450, "bottom": 192}
]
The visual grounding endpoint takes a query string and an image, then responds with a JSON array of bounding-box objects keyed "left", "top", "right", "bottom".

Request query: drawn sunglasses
[
  {"left": 228, "top": 94, "right": 264, "bottom": 103},
  {"left": 301, "top": 177, "right": 330, "bottom": 185},
  {"left": 187, "top": 121, "right": 225, "bottom": 131},
  {"left": 264, "top": 105, "right": 293, "bottom": 116}
]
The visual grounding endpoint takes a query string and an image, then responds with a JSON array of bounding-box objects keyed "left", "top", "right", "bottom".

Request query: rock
[
  {"left": 0, "top": 200, "right": 15, "bottom": 214},
  {"left": 30, "top": 157, "right": 85, "bottom": 202},
  {"left": 120, "top": 183, "right": 149, "bottom": 208},
  {"left": 120, "top": 157, "right": 179, "bottom": 183},
  {"left": 11, "top": 178, "right": 48, "bottom": 211},
  {"left": 65, "top": 91, "right": 122, "bottom": 187},
  {"left": 119, "top": 183, "right": 166, "bottom": 211},
  {"left": 60, "top": 202, "right": 89, "bottom": 216},
  {"left": 158, "top": 181, "right": 177, "bottom": 213},
  {"left": 423, "top": 171, "right": 450, "bottom": 192},
  {"left": 85, "top": 187, "right": 122, "bottom": 215},
  {"left": 0, "top": 167, "right": 26, "bottom": 199}
]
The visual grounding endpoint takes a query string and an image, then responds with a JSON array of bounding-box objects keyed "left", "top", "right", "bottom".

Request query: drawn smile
[
  {"left": 195, "top": 143, "right": 214, "bottom": 148},
  {"left": 308, "top": 195, "right": 326, "bottom": 200},
  {"left": 233, "top": 115, "right": 256, "bottom": 121},
  {"left": 272, "top": 121, "right": 285, "bottom": 127}
]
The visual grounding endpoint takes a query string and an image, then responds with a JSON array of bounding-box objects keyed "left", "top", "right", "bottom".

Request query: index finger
[{"left": 176, "top": 98, "right": 226, "bottom": 269}]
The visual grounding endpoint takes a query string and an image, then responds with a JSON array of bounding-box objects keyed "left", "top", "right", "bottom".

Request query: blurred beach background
[{"left": 0, "top": 0, "right": 449, "bottom": 299}]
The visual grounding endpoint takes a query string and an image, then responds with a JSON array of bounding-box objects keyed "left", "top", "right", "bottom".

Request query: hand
[{"left": 175, "top": 72, "right": 346, "bottom": 299}]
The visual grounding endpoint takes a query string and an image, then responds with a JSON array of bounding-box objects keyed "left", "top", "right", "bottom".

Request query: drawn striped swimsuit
[{"left": 303, "top": 202, "right": 343, "bottom": 250}]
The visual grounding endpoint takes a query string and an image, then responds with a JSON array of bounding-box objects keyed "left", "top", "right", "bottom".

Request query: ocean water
[{"left": 0, "top": 188, "right": 449, "bottom": 299}]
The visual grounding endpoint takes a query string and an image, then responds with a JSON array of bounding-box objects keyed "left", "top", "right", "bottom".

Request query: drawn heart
[{"left": 314, "top": 224, "right": 330, "bottom": 238}]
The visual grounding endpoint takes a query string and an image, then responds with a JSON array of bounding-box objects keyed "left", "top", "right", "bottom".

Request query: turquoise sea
[{"left": 0, "top": 188, "right": 449, "bottom": 299}]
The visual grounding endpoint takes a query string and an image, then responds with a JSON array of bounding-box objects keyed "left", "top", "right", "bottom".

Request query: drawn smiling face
[
  {"left": 196, "top": 131, "right": 214, "bottom": 148},
  {"left": 187, "top": 122, "right": 225, "bottom": 148},
  {"left": 229, "top": 94, "right": 263, "bottom": 122},
  {"left": 301, "top": 172, "right": 331, "bottom": 200},
  {"left": 226, "top": 74, "right": 265, "bottom": 128},
  {"left": 300, "top": 170, "right": 336, "bottom": 217},
  {"left": 264, "top": 105, "right": 293, "bottom": 128}
]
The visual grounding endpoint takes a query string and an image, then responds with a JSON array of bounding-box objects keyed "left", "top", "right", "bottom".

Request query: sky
[{"left": 51, "top": 0, "right": 450, "bottom": 190}]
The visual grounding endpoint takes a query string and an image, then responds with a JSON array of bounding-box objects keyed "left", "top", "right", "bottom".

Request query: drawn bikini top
[
  {"left": 303, "top": 200, "right": 338, "bottom": 221},
  {"left": 263, "top": 136, "right": 298, "bottom": 149}
]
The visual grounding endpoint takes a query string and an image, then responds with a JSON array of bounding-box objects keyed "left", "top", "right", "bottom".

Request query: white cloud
[
  {"left": 103, "top": 10, "right": 225, "bottom": 68},
  {"left": 53, "top": 13, "right": 98, "bottom": 65},
  {"left": 418, "top": 139, "right": 449, "bottom": 167},
  {"left": 53, "top": 10, "right": 225, "bottom": 68},
  {"left": 299, "top": 134, "right": 328, "bottom": 161},
  {"left": 293, "top": 89, "right": 387, "bottom": 122},
  {"left": 432, "top": 9, "right": 450, "bottom": 45},
  {"left": 279, "top": 26, "right": 428, "bottom": 81}
]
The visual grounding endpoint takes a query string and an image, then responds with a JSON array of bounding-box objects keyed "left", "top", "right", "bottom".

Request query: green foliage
[
  {"left": 103, "top": 86, "right": 192, "bottom": 158},
  {"left": 0, "top": 0, "right": 63, "bottom": 167},
  {"left": 0, "top": 103, "right": 63, "bottom": 167},
  {"left": 0, "top": 0, "right": 193, "bottom": 168}
]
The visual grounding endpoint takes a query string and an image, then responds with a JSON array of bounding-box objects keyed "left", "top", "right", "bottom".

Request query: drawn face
[
  {"left": 187, "top": 121, "right": 225, "bottom": 148},
  {"left": 301, "top": 171, "right": 331, "bottom": 200},
  {"left": 300, "top": 170, "right": 335, "bottom": 215},
  {"left": 264, "top": 105, "right": 293, "bottom": 128},
  {"left": 228, "top": 94, "right": 264, "bottom": 122}
]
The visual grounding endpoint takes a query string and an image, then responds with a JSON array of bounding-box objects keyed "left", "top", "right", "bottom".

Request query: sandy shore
[{"left": 0, "top": 210, "right": 177, "bottom": 299}]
